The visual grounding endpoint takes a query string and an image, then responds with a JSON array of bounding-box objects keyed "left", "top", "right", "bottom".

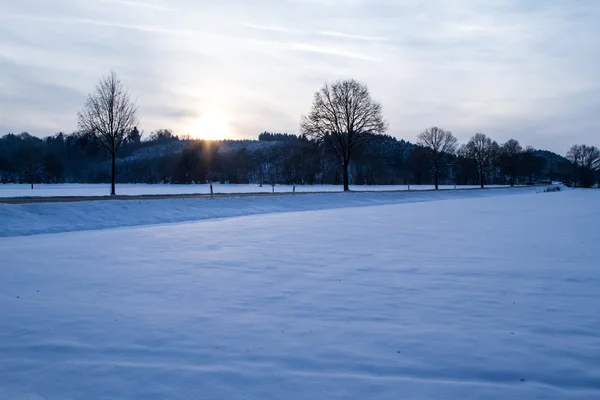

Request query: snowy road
[{"left": 1, "top": 190, "right": 599, "bottom": 399}]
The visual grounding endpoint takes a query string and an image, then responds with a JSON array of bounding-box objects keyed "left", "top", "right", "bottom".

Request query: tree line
[{"left": 0, "top": 74, "right": 598, "bottom": 193}]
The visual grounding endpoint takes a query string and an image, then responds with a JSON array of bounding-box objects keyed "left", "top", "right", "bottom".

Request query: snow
[
  {"left": 0, "top": 183, "right": 509, "bottom": 198},
  {"left": 2, "top": 186, "right": 541, "bottom": 237},
  {"left": 1, "top": 188, "right": 598, "bottom": 399}
]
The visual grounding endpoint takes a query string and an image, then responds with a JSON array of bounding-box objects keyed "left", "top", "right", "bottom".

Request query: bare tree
[
  {"left": 417, "top": 127, "right": 458, "bottom": 189},
  {"left": 300, "top": 79, "right": 388, "bottom": 191},
  {"left": 566, "top": 144, "right": 583, "bottom": 187},
  {"left": 466, "top": 133, "right": 494, "bottom": 188},
  {"left": 77, "top": 71, "right": 139, "bottom": 195},
  {"left": 580, "top": 145, "right": 600, "bottom": 169},
  {"left": 22, "top": 162, "right": 44, "bottom": 189},
  {"left": 500, "top": 139, "right": 523, "bottom": 186},
  {"left": 568, "top": 144, "right": 600, "bottom": 187},
  {"left": 16, "top": 148, "right": 45, "bottom": 190}
]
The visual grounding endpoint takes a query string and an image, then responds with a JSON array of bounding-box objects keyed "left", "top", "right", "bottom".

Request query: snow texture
[
  {"left": 1, "top": 189, "right": 599, "bottom": 399},
  {"left": 3, "top": 187, "right": 537, "bottom": 237},
  {"left": 0, "top": 183, "right": 509, "bottom": 198}
]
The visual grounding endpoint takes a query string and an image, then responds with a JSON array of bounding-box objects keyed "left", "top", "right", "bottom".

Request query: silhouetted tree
[
  {"left": 149, "top": 129, "right": 178, "bottom": 143},
  {"left": 417, "top": 127, "right": 457, "bottom": 189},
  {"left": 521, "top": 146, "right": 545, "bottom": 184},
  {"left": 0, "top": 156, "right": 14, "bottom": 183},
  {"left": 410, "top": 145, "right": 430, "bottom": 185},
  {"left": 566, "top": 145, "right": 583, "bottom": 187},
  {"left": 258, "top": 132, "right": 299, "bottom": 142},
  {"left": 301, "top": 79, "right": 388, "bottom": 191},
  {"left": 128, "top": 126, "right": 142, "bottom": 144},
  {"left": 175, "top": 140, "right": 218, "bottom": 184},
  {"left": 456, "top": 145, "right": 478, "bottom": 185},
  {"left": 568, "top": 144, "right": 600, "bottom": 187},
  {"left": 499, "top": 139, "right": 523, "bottom": 186},
  {"left": 580, "top": 145, "right": 600, "bottom": 187},
  {"left": 15, "top": 147, "right": 44, "bottom": 189},
  {"left": 77, "top": 71, "right": 139, "bottom": 195},
  {"left": 466, "top": 133, "right": 494, "bottom": 188},
  {"left": 43, "top": 153, "right": 64, "bottom": 183}
]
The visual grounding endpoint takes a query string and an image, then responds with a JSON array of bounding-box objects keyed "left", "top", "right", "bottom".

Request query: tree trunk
[
  {"left": 479, "top": 165, "right": 484, "bottom": 189},
  {"left": 31, "top": 182, "right": 34, "bottom": 190},
  {"left": 343, "top": 163, "right": 349, "bottom": 192},
  {"left": 434, "top": 166, "right": 439, "bottom": 190},
  {"left": 111, "top": 152, "right": 116, "bottom": 196}
]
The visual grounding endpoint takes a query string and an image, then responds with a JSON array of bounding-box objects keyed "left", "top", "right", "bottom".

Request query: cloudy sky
[{"left": 1, "top": 0, "right": 598, "bottom": 153}]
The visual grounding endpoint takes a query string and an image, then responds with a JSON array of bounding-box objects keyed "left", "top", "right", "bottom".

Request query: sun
[{"left": 188, "top": 110, "right": 231, "bottom": 140}]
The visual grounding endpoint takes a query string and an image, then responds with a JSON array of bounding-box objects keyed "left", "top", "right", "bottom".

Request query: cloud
[
  {"left": 238, "top": 22, "right": 388, "bottom": 43},
  {"left": 287, "top": 43, "right": 383, "bottom": 62},
  {"left": 236, "top": 22, "right": 300, "bottom": 34},
  {"left": 0, "top": 0, "right": 599, "bottom": 153},
  {"left": 98, "top": 0, "right": 175, "bottom": 11},
  {"left": 4, "top": 13, "right": 197, "bottom": 36},
  {"left": 317, "top": 30, "right": 388, "bottom": 42}
]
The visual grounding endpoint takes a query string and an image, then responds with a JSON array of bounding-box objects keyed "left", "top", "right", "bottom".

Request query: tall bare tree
[
  {"left": 566, "top": 144, "right": 583, "bottom": 187},
  {"left": 300, "top": 79, "right": 387, "bottom": 191},
  {"left": 499, "top": 139, "right": 523, "bottom": 186},
  {"left": 77, "top": 71, "right": 138, "bottom": 195},
  {"left": 466, "top": 133, "right": 494, "bottom": 188},
  {"left": 580, "top": 145, "right": 600, "bottom": 169},
  {"left": 417, "top": 127, "right": 457, "bottom": 189}
]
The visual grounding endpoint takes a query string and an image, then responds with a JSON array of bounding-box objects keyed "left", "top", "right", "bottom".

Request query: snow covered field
[
  {"left": 1, "top": 189, "right": 599, "bottom": 399},
  {"left": 0, "top": 183, "right": 507, "bottom": 198},
  {"left": 2, "top": 186, "right": 541, "bottom": 237}
]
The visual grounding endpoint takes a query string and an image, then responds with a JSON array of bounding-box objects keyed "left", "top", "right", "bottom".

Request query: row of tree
[
  {"left": 299, "top": 79, "right": 598, "bottom": 190},
  {"left": 0, "top": 128, "right": 592, "bottom": 189},
  {"left": 0, "top": 74, "right": 598, "bottom": 193}
]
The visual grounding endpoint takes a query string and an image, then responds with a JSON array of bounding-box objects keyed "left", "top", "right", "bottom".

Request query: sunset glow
[{"left": 187, "top": 110, "right": 231, "bottom": 140}]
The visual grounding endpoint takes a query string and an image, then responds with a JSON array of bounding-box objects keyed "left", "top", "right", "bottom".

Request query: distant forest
[{"left": 1, "top": 128, "right": 597, "bottom": 188}]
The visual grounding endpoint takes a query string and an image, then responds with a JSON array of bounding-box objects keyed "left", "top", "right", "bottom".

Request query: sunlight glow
[{"left": 187, "top": 110, "right": 231, "bottom": 140}]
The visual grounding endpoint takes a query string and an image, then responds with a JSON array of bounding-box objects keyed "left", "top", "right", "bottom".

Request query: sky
[{"left": 0, "top": 0, "right": 599, "bottom": 153}]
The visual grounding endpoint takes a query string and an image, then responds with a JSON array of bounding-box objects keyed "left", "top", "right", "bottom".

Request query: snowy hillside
[
  {"left": 119, "top": 139, "right": 279, "bottom": 164},
  {"left": 1, "top": 189, "right": 598, "bottom": 399},
  {"left": 119, "top": 140, "right": 188, "bottom": 163}
]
